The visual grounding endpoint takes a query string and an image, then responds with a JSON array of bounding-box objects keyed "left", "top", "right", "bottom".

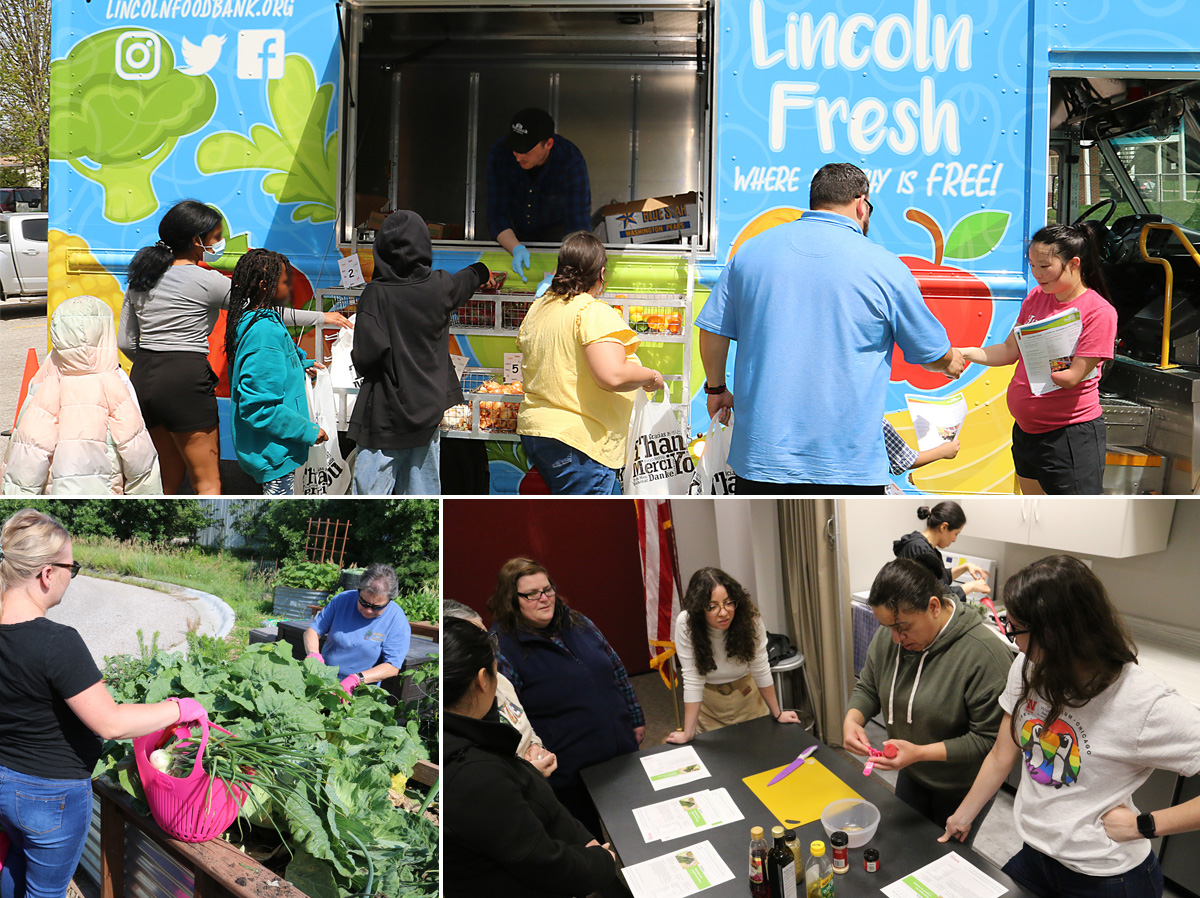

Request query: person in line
[
  {"left": 696, "top": 163, "right": 965, "bottom": 493},
  {"left": 843, "top": 558, "right": 1012, "bottom": 848},
  {"left": 517, "top": 232, "right": 663, "bottom": 495},
  {"left": 489, "top": 557, "right": 645, "bottom": 838},
  {"left": 1, "top": 295, "right": 161, "bottom": 495},
  {"left": 487, "top": 108, "right": 591, "bottom": 283},
  {"left": 957, "top": 224, "right": 1117, "bottom": 495},
  {"left": 941, "top": 555, "right": 1200, "bottom": 898},
  {"left": 443, "top": 617, "right": 618, "bottom": 898},
  {"left": 119, "top": 200, "right": 350, "bottom": 495},
  {"left": 348, "top": 210, "right": 498, "bottom": 495},
  {"left": 442, "top": 599, "right": 557, "bottom": 778},
  {"left": 664, "top": 567, "right": 802, "bottom": 743},
  {"left": 892, "top": 501, "right": 991, "bottom": 602},
  {"left": 0, "top": 509, "right": 208, "bottom": 896},
  {"left": 304, "top": 563, "right": 411, "bottom": 697},
  {"left": 225, "top": 249, "right": 329, "bottom": 496}
]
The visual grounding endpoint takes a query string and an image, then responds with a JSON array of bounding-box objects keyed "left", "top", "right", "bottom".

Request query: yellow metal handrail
[{"left": 1137, "top": 222, "right": 1200, "bottom": 370}]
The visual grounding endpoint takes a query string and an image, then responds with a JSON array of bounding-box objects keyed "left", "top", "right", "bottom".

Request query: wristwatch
[
  {"left": 1136, "top": 813, "right": 1156, "bottom": 839},
  {"left": 357, "top": 672, "right": 367, "bottom": 684},
  {"left": 704, "top": 382, "right": 727, "bottom": 395}
]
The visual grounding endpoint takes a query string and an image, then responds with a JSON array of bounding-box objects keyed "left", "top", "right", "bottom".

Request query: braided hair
[
  {"left": 546, "top": 231, "right": 607, "bottom": 300},
  {"left": 224, "top": 248, "right": 292, "bottom": 370},
  {"left": 1029, "top": 223, "right": 1111, "bottom": 301}
]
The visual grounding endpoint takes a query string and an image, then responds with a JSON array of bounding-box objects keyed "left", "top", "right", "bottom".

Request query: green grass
[{"left": 75, "top": 538, "right": 276, "bottom": 652}]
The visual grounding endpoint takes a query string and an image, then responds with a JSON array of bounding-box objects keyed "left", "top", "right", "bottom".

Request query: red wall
[{"left": 442, "top": 499, "right": 651, "bottom": 675}]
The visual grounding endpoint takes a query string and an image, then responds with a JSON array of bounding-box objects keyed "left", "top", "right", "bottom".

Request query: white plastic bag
[
  {"left": 328, "top": 315, "right": 360, "bottom": 423},
  {"left": 622, "top": 391, "right": 694, "bottom": 495},
  {"left": 689, "top": 412, "right": 736, "bottom": 495},
  {"left": 295, "top": 368, "right": 352, "bottom": 495}
]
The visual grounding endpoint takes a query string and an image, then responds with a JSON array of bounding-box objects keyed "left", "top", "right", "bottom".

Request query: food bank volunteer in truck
[{"left": 48, "top": 1, "right": 1200, "bottom": 493}]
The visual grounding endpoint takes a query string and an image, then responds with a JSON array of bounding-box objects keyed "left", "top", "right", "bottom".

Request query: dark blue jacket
[
  {"left": 494, "top": 612, "right": 638, "bottom": 789},
  {"left": 486, "top": 134, "right": 591, "bottom": 243}
]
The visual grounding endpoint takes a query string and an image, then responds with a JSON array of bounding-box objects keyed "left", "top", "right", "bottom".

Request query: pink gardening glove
[
  {"left": 339, "top": 674, "right": 362, "bottom": 696},
  {"left": 306, "top": 652, "right": 326, "bottom": 664},
  {"left": 170, "top": 697, "right": 208, "bottom": 725}
]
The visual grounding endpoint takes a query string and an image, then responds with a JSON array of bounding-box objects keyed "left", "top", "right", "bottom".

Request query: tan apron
[{"left": 698, "top": 673, "right": 770, "bottom": 733}]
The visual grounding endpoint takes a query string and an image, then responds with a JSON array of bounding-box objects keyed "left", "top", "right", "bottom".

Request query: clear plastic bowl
[{"left": 820, "top": 798, "right": 880, "bottom": 849}]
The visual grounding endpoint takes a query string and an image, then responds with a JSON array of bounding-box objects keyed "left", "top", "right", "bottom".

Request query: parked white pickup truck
[{"left": 0, "top": 212, "right": 48, "bottom": 303}]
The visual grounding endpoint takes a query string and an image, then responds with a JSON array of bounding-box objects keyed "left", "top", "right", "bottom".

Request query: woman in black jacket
[
  {"left": 443, "top": 617, "right": 618, "bottom": 898},
  {"left": 893, "top": 501, "right": 991, "bottom": 602}
]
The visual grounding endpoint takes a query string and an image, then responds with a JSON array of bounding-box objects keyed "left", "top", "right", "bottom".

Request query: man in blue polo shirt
[
  {"left": 696, "top": 162, "right": 964, "bottom": 493},
  {"left": 304, "top": 562, "right": 411, "bottom": 695},
  {"left": 486, "top": 108, "right": 591, "bottom": 282}
]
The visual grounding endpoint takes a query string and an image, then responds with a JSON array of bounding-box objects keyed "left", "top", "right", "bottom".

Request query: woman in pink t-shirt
[{"left": 958, "top": 224, "right": 1116, "bottom": 494}]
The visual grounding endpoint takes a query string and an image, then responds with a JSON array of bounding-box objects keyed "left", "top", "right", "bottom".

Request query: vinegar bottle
[
  {"left": 749, "top": 826, "right": 770, "bottom": 897},
  {"left": 767, "top": 826, "right": 797, "bottom": 898}
]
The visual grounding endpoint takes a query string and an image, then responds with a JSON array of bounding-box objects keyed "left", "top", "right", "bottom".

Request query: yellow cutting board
[{"left": 742, "top": 757, "right": 863, "bottom": 829}]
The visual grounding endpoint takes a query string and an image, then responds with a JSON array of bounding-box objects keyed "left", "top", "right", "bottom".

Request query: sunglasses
[
  {"left": 862, "top": 196, "right": 874, "bottom": 216},
  {"left": 51, "top": 561, "right": 81, "bottom": 578},
  {"left": 357, "top": 593, "right": 390, "bottom": 611}
]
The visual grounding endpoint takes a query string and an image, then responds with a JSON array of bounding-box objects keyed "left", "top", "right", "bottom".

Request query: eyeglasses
[
  {"left": 518, "top": 585, "right": 557, "bottom": 602},
  {"left": 50, "top": 561, "right": 81, "bottom": 578},
  {"left": 1002, "top": 618, "right": 1030, "bottom": 643},
  {"left": 706, "top": 599, "right": 738, "bottom": 614},
  {"left": 357, "top": 593, "right": 390, "bottom": 611},
  {"left": 863, "top": 197, "right": 874, "bottom": 216}
]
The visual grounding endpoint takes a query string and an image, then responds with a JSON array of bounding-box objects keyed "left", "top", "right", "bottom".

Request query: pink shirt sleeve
[{"left": 1074, "top": 292, "right": 1117, "bottom": 360}]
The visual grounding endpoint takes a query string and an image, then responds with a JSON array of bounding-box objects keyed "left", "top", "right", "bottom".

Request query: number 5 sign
[{"left": 503, "top": 352, "right": 523, "bottom": 383}]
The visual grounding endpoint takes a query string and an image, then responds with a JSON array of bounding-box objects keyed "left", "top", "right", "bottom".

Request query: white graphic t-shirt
[{"left": 1000, "top": 654, "right": 1200, "bottom": 876}]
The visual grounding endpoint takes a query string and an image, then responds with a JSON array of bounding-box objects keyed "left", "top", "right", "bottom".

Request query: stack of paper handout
[{"left": 633, "top": 789, "right": 744, "bottom": 843}]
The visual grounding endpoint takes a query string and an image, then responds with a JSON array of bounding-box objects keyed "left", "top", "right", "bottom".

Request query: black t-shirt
[{"left": 0, "top": 617, "right": 104, "bottom": 780}]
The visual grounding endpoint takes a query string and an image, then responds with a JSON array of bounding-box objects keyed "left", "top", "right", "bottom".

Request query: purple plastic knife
[{"left": 767, "top": 744, "right": 818, "bottom": 786}]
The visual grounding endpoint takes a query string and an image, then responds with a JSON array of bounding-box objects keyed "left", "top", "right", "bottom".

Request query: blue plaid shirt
[
  {"left": 486, "top": 134, "right": 592, "bottom": 243},
  {"left": 883, "top": 419, "right": 919, "bottom": 476}
]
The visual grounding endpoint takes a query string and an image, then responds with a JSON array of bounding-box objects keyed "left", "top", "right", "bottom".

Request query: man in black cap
[{"left": 486, "top": 108, "right": 591, "bottom": 282}]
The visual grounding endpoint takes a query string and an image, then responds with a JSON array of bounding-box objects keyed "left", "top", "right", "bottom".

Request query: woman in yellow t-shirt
[{"left": 517, "top": 232, "right": 664, "bottom": 495}]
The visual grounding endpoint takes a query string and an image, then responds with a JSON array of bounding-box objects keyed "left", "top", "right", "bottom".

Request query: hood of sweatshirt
[
  {"left": 372, "top": 210, "right": 432, "bottom": 284},
  {"left": 883, "top": 598, "right": 982, "bottom": 726},
  {"left": 444, "top": 703, "right": 520, "bottom": 761},
  {"left": 49, "top": 295, "right": 119, "bottom": 376}
]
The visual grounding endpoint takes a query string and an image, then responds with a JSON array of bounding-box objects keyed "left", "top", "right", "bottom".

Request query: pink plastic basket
[
  {"left": 133, "top": 718, "right": 249, "bottom": 843},
  {"left": 0, "top": 830, "right": 9, "bottom": 872}
]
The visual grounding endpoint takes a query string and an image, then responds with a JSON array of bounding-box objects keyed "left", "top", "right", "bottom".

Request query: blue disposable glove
[
  {"left": 511, "top": 244, "right": 531, "bottom": 282},
  {"left": 535, "top": 272, "right": 554, "bottom": 298}
]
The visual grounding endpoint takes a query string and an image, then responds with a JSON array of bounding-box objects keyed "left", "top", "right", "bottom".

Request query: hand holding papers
[{"left": 1014, "top": 307, "right": 1099, "bottom": 395}]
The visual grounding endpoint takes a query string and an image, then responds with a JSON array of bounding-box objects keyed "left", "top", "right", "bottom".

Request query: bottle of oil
[
  {"left": 767, "top": 826, "right": 797, "bottom": 898},
  {"left": 804, "top": 841, "right": 834, "bottom": 898},
  {"left": 749, "top": 826, "right": 769, "bottom": 897},
  {"left": 785, "top": 829, "right": 803, "bottom": 884}
]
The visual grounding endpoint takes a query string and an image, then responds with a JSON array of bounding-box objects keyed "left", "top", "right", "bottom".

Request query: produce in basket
[
  {"left": 476, "top": 380, "right": 523, "bottom": 433},
  {"left": 442, "top": 404, "right": 471, "bottom": 431}
]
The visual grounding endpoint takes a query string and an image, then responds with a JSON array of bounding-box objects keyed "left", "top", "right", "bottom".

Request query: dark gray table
[{"left": 581, "top": 716, "right": 1037, "bottom": 897}]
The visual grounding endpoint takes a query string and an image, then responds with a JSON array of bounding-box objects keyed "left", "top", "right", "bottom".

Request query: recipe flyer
[
  {"left": 881, "top": 853, "right": 1007, "bottom": 898},
  {"left": 640, "top": 746, "right": 712, "bottom": 791},
  {"left": 632, "top": 788, "right": 744, "bottom": 843},
  {"left": 623, "top": 840, "right": 735, "bottom": 898},
  {"left": 1013, "top": 307, "right": 1100, "bottom": 396}
]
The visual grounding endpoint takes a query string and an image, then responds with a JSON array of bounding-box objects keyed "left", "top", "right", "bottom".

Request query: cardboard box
[{"left": 600, "top": 192, "right": 698, "bottom": 245}]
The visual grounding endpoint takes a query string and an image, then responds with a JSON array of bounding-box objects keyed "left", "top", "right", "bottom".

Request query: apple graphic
[{"left": 892, "top": 208, "right": 1007, "bottom": 389}]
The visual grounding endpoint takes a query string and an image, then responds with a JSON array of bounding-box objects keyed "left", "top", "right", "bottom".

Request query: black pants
[
  {"left": 1011, "top": 418, "right": 1105, "bottom": 495},
  {"left": 894, "top": 770, "right": 992, "bottom": 851},
  {"left": 736, "top": 478, "right": 886, "bottom": 495}
]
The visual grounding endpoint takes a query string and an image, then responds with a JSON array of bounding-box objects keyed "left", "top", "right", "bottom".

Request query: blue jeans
[
  {"left": 0, "top": 765, "right": 93, "bottom": 898},
  {"left": 353, "top": 433, "right": 441, "bottom": 495},
  {"left": 1001, "top": 842, "right": 1163, "bottom": 898},
  {"left": 521, "top": 435, "right": 622, "bottom": 495}
]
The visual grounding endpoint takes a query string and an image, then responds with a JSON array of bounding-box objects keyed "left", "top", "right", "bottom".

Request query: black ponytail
[
  {"left": 225, "top": 248, "right": 290, "bottom": 370},
  {"left": 917, "top": 500, "right": 966, "bottom": 531},
  {"left": 443, "top": 617, "right": 496, "bottom": 710},
  {"left": 1029, "top": 223, "right": 1111, "bottom": 302},
  {"left": 128, "top": 200, "right": 222, "bottom": 292}
]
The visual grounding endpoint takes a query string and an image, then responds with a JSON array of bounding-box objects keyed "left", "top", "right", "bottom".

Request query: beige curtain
[{"left": 778, "top": 499, "right": 843, "bottom": 743}]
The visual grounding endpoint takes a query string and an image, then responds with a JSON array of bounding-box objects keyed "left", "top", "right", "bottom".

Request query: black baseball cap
[{"left": 502, "top": 108, "right": 555, "bottom": 153}]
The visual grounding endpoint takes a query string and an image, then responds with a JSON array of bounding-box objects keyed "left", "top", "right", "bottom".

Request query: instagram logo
[
  {"left": 115, "top": 31, "right": 162, "bottom": 81},
  {"left": 237, "top": 30, "right": 285, "bottom": 81}
]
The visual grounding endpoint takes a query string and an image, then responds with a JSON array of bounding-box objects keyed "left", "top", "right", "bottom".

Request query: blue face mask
[{"left": 201, "top": 238, "right": 226, "bottom": 263}]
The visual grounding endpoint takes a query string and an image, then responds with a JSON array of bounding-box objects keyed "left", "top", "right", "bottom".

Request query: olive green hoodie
[{"left": 847, "top": 599, "right": 1014, "bottom": 793}]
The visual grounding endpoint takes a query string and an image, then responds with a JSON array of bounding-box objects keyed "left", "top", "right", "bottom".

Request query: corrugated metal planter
[{"left": 272, "top": 586, "right": 328, "bottom": 620}]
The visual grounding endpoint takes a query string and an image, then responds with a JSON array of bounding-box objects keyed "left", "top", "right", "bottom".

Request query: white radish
[{"left": 149, "top": 749, "right": 172, "bottom": 772}]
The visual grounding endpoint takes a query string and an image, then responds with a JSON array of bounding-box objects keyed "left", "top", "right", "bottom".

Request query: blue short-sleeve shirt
[{"left": 312, "top": 589, "right": 411, "bottom": 679}]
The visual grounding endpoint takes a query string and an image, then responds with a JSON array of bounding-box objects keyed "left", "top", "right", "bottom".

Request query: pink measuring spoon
[{"left": 863, "top": 743, "right": 898, "bottom": 776}]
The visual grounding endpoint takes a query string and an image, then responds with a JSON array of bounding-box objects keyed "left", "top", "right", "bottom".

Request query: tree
[
  {"left": 0, "top": 500, "right": 213, "bottom": 543},
  {"left": 0, "top": 0, "right": 50, "bottom": 188}
]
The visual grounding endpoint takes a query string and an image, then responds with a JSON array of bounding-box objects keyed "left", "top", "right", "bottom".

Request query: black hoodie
[
  {"left": 892, "top": 531, "right": 967, "bottom": 602},
  {"left": 444, "top": 708, "right": 617, "bottom": 898},
  {"left": 348, "top": 211, "right": 489, "bottom": 450}
]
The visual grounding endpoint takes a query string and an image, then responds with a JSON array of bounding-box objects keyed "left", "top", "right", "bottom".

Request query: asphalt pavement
[{"left": 0, "top": 300, "right": 47, "bottom": 453}]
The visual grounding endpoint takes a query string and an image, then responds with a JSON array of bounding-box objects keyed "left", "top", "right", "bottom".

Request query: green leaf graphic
[
  {"left": 944, "top": 211, "right": 1011, "bottom": 261},
  {"left": 197, "top": 56, "right": 337, "bottom": 224}
]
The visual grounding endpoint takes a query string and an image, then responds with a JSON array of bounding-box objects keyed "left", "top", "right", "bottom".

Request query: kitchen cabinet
[
  {"left": 965, "top": 499, "right": 1175, "bottom": 558},
  {"left": 1134, "top": 768, "right": 1180, "bottom": 857},
  {"left": 1162, "top": 774, "right": 1200, "bottom": 895}
]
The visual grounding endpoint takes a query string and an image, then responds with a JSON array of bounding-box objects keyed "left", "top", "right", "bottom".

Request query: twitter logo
[{"left": 179, "top": 34, "right": 225, "bottom": 76}]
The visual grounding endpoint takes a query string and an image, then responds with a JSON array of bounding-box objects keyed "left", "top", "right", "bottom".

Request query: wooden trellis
[{"left": 303, "top": 518, "right": 351, "bottom": 567}]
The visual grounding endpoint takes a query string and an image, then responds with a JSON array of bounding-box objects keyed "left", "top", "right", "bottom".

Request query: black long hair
[
  {"left": 917, "top": 501, "right": 966, "bottom": 531},
  {"left": 224, "top": 248, "right": 291, "bottom": 369},
  {"left": 127, "top": 201, "right": 222, "bottom": 293},
  {"left": 1004, "top": 555, "right": 1136, "bottom": 737},
  {"left": 681, "top": 567, "right": 760, "bottom": 675},
  {"left": 868, "top": 558, "right": 950, "bottom": 617},
  {"left": 443, "top": 616, "right": 497, "bottom": 710},
  {"left": 1029, "top": 223, "right": 1111, "bottom": 301}
]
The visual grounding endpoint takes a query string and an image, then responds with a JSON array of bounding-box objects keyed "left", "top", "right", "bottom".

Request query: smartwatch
[
  {"left": 1136, "top": 813, "right": 1156, "bottom": 839},
  {"left": 704, "top": 382, "right": 727, "bottom": 395}
]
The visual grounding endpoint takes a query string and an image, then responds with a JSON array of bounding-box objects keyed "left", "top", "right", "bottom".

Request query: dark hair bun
[{"left": 916, "top": 506, "right": 931, "bottom": 520}]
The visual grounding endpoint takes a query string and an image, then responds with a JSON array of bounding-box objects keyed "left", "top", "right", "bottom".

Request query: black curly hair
[
  {"left": 224, "top": 248, "right": 292, "bottom": 369},
  {"left": 681, "top": 567, "right": 760, "bottom": 676}
]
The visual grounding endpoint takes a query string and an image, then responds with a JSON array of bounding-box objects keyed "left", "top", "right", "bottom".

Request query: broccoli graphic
[{"left": 49, "top": 29, "right": 217, "bottom": 223}]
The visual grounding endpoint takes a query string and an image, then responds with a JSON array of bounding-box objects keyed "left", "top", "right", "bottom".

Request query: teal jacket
[{"left": 230, "top": 311, "right": 320, "bottom": 483}]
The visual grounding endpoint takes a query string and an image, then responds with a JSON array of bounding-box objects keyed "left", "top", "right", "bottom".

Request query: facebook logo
[{"left": 237, "top": 30, "right": 285, "bottom": 80}]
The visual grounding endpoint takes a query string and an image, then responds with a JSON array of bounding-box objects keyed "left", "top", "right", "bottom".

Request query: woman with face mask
[
  {"left": 842, "top": 558, "right": 1013, "bottom": 847},
  {"left": 664, "top": 567, "right": 801, "bottom": 744},
  {"left": 118, "top": 200, "right": 351, "bottom": 495},
  {"left": 893, "top": 501, "right": 991, "bottom": 602}
]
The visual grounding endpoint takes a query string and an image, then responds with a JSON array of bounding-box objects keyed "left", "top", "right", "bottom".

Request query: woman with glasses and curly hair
[
  {"left": 664, "top": 567, "right": 800, "bottom": 744},
  {"left": 941, "top": 556, "right": 1200, "bottom": 898},
  {"left": 488, "top": 557, "right": 644, "bottom": 838}
]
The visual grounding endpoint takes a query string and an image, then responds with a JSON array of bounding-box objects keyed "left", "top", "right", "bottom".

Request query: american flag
[{"left": 636, "top": 499, "right": 682, "bottom": 657}]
